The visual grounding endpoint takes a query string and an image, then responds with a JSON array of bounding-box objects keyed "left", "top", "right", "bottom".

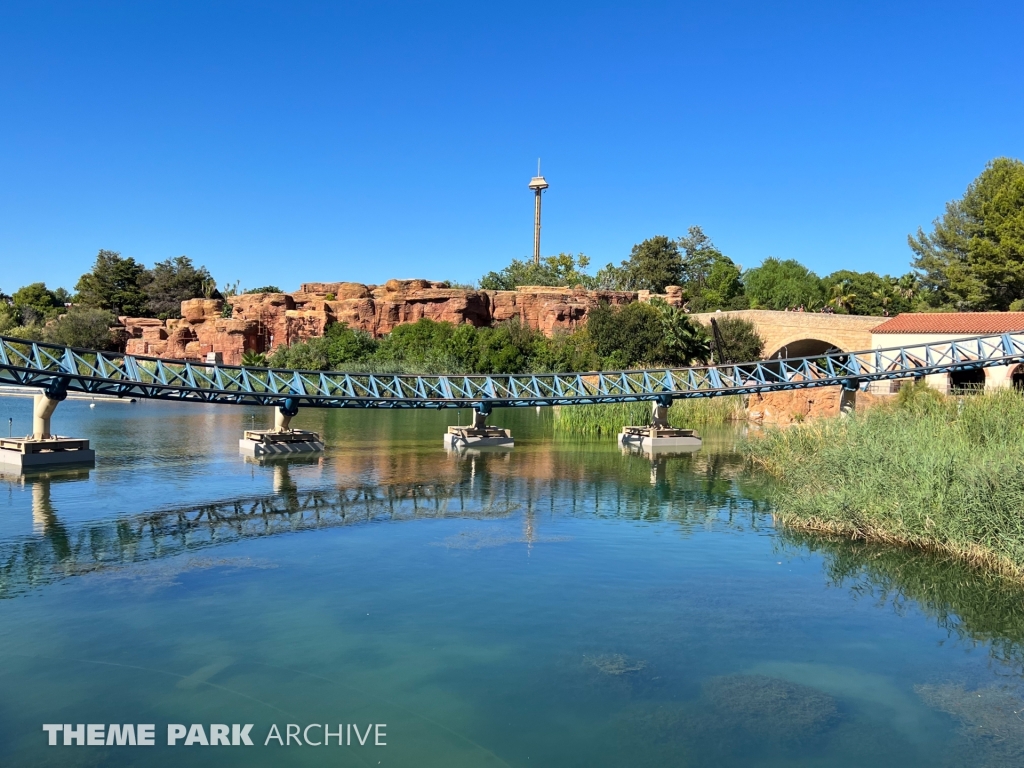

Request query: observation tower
[{"left": 528, "top": 161, "right": 549, "bottom": 265}]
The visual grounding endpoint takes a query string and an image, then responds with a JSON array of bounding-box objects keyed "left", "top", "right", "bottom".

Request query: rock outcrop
[
  {"left": 746, "top": 387, "right": 881, "bottom": 425},
  {"left": 123, "top": 280, "right": 679, "bottom": 364}
]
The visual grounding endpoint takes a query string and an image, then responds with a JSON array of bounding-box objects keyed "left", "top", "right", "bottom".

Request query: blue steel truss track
[{"left": 1, "top": 333, "right": 1022, "bottom": 409}]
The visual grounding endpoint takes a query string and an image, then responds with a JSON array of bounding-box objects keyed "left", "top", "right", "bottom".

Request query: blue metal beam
[{"left": 0, "top": 332, "right": 1022, "bottom": 409}]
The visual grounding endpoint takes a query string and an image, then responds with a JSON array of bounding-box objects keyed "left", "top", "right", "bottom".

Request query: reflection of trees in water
[
  {"left": 1, "top": 449, "right": 767, "bottom": 599},
  {"left": 10, "top": 452, "right": 1024, "bottom": 678},
  {"left": 781, "top": 531, "right": 1024, "bottom": 673}
]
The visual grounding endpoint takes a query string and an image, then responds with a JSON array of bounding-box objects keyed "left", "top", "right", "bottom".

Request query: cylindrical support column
[
  {"left": 472, "top": 403, "right": 491, "bottom": 430},
  {"left": 839, "top": 387, "right": 857, "bottom": 416},
  {"left": 33, "top": 393, "right": 62, "bottom": 440},
  {"left": 533, "top": 190, "right": 542, "bottom": 265},
  {"left": 275, "top": 398, "right": 299, "bottom": 432},
  {"left": 651, "top": 396, "right": 671, "bottom": 429},
  {"left": 274, "top": 408, "right": 292, "bottom": 432}
]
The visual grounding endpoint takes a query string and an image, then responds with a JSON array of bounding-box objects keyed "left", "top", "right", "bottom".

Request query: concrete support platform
[
  {"left": 0, "top": 437, "right": 96, "bottom": 470},
  {"left": 443, "top": 426, "right": 514, "bottom": 450},
  {"left": 239, "top": 429, "right": 324, "bottom": 457},
  {"left": 618, "top": 426, "right": 702, "bottom": 453}
]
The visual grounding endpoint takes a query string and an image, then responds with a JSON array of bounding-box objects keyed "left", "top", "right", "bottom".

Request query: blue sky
[{"left": 1, "top": 1, "right": 1022, "bottom": 293}]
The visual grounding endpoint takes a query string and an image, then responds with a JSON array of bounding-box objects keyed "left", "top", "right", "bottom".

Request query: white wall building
[{"left": 870, "top": 313, "right": 1024, "bottom": 394}]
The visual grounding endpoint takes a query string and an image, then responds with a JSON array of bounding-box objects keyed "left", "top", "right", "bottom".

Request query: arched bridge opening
[
  {"left": 766, "top": 338, "right": 845, "bottom": 361},
  {"left": 1013, "top": 364, "right": 1024, "bottom": 391}
]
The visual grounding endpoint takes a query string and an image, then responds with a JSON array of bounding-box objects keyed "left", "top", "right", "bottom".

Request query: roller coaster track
[{"left": 1, "top": 332, "right": 1022, "bottom": 409}]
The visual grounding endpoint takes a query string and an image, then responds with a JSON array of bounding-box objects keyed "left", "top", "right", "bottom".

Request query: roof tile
[{"left": 872, "top": 313, "right": 1024, "bottom": 334}]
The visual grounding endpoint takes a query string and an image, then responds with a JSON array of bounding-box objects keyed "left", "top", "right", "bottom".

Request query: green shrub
[
  {"left": 586, "top": 301, "right": 709, "bottom": 368},
  {"left": 241, "top": 350, "right": 268, "bottom": 367},
  {"left": 42, "top": 308, "right": 116, "bottom": 350},
  {"left": 269, "top": 322, "right": 377, "bottom": 370}
]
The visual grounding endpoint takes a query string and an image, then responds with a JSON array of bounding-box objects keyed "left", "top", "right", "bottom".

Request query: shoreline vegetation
[
  {"left": 744, "top": 383, "right": 1024, "bottom": 581},
  {"left": 552, "top": 398, "right": 746, "bottom": 435}
]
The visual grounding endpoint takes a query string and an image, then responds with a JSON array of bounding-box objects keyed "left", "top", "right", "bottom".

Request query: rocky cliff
[
  {"left": 122, "top": 280, "right": 682, "bottom": 365},
  {"left": 746, "top": 387, "right": 881, "bottom": 425}
]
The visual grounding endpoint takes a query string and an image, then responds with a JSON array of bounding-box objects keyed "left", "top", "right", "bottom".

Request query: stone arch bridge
[{"left": 689, "top": 309, "right": 885, "bottom": 359}]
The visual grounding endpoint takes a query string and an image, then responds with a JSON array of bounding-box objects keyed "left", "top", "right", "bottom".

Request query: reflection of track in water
[
  {"left": 1, "top": 452, "right": 770, "bottom": 599},
  {"left": 0, "top": 474, "right": 519, "bottom": 599}
]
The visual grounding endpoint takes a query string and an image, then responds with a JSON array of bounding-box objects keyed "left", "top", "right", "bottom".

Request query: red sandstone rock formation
[
  {"left": 746, "top": 387, "right": 880, "bottom": 425},
  {"left": 122, "top": 280, "right": 681, "bottom": 364}
]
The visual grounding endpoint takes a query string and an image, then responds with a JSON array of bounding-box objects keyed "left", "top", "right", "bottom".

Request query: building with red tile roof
[
  {"left": 872, "top": 312, "right": 1024, "bottom": 335},
  {"left": 870, "top": 313, "right": 1024, "bottom": 393}
]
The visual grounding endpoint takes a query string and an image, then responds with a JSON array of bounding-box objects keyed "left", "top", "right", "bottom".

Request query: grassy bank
[
  {"left": 745, "top": 384, "right": 1024, "bottom": 579},
  {"left": 553, "top": 396, "right": 746, "bottom": 436}
]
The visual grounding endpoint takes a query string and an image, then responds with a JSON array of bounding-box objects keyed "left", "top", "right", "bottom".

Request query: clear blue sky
[{"left": 1, "top": 1, "right": 1022, "bottom": 293}]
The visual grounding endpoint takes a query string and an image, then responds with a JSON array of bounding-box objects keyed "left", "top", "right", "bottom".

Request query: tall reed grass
[
  {"left": 553, "top": 396, "right": 746, "bottom": 435},
  {"left": 744, "top": 383, "right": 1024, "bottom": 579}
]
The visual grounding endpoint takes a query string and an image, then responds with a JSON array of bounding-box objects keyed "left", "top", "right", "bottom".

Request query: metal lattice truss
[{"left": 1, "top": 332, "right": 1023, "bottom": 409}]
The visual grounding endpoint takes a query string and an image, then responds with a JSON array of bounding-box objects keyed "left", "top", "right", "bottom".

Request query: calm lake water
[{"left": 1, "top": 396, "right": 1023, "bottom": 767}]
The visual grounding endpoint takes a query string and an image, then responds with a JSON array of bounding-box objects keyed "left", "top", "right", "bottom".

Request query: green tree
[
  {"left": 532, "top": 330, "right": 600, "bottom": 373},
  {"left": 0, "top": 303, "right": 19, "bottom": 334},
  {"left": 12, "top": 282, "right": 61, "bottom": 313},
  {"left": 706, "top": 317, "right": 765, "bottom": 363},
  {"left": 871, "top": 286, "right": 893, "bottom": 315},
  {"left": 11, "top": 282, "right": 62, "bottom": 325},
  {"left": 479, "top": 253, "right": 594, "bottom": 291},
  {"left": 820, "top": 270, "right": 912, "bottom": 316},
  {"left": 75, "top": 250, "right": 151, "bottom": 317},
  {"left": 677, "top": 227, "right": 720, "bottom": 295},
  {"left": 895, "top": 273, "right": 919, "bottom": 304},
  {"left": 676, "top": 226, "right": 746, "bottom": 311},
  {"left": 42, "top": 308, "right": 116, "bottom": 350},
  {"left": 269, "top": 322, "right": 377, "bottom": 370},
  {"left": 374, "top": 318, "right": 458, "bottom": 366},
  {"left": 743, "top": 257, "right": 824, "bottom": 310},
  {"left": 827, "top": 280, "right": 857, "bottom": 313},
  {"left": 614, "top": 235, "right": 684, "bottom": 293},
  {"left": 146, "top": 256, "right": 216, "bottom": 318},
  {"left": 246, "top": 285, "right": 284, "bottom": 294},
  {"left": 651, "top": 299, "right": 711, "bottom": 365},
  {"left": 586, "top": 302, "right": 664, "bottom": 368},
  {"left": 586, "top": 300, "right": 707, "bottom": 368},
  {"left": 474, "top": 319, "right": 545, "bottom": 374},
  {"left": 692, "top": 258, "right": 746, "bottom": 310},
  {"left": 909, "top": 157, "right": 1024, "bottom": 310}
]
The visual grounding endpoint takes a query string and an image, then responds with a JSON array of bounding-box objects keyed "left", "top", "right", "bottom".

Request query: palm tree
[
  {"left": 871, "top": 288, "right": 893, "bottom": 314},
  {"left": 651, "top": 300, "right": 711, "bottom": 365},
  {"left": 241, "top": 350, "right": 268, "bottom": 367},
  {"left": 828, "top": 281, "right": 857, "bottom": 313},
  {"left": 895, "top": 274, "right": 918, "bottom": 302}
]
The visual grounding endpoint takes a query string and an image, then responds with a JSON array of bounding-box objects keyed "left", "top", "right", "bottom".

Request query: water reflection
[
  {"left": 781, "top": 531, "right": 1024, "bottom": 674},
  {"left": 7, "top": 411, "right": 1024, "bottom": 767},
  {"left": 1, "top": 446, "right": 767, "bottom": 600},
  {"left": 7, "top": 430, "right": 1024, "bottom": 703}
]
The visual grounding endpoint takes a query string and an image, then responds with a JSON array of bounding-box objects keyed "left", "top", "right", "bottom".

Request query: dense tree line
[
  {"left": 478, "top": 157, "right": 1024, "bottom": 316},
  {"left": 267, "top": 304, "right": 761, "bottom": 374},
  {"left": 485, "top": 230, "right": 919, "bottom": 317},
  {"left": 0, "top": 250, "right": 221, "bottom": 348},
  {"left": 3, "top": 156, "right": 1021, "bottom": 358}
]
